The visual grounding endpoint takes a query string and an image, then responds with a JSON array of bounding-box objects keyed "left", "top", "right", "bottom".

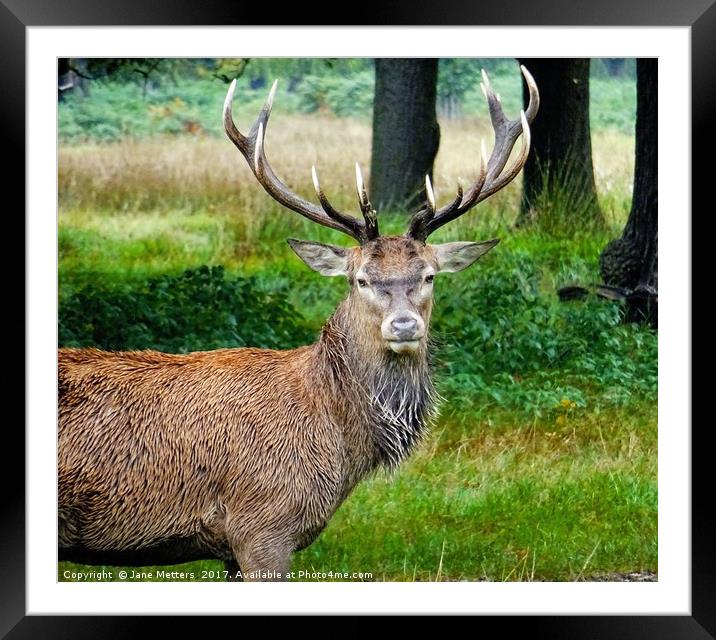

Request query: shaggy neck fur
[{"left": 311, "top": 296, "right": 438, "bottom": 471}]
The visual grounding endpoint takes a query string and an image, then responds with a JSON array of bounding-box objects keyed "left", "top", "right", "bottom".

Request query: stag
[{"left": 58, "top": 67, "right": 539, "bottom": 581}]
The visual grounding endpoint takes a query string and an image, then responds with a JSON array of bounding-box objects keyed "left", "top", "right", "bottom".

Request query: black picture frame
[{"left": 9, "top": 0, "right": 713, "bottom": 635}]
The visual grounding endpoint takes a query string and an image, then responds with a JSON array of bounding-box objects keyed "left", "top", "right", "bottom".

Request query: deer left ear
[
  {"left": 287, "top": 239, "right": 349, "bottom": 277},
  {"left": 432, "top": 239, "right": 500, "bottom": 273}
]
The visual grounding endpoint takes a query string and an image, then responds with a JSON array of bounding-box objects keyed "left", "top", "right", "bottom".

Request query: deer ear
[
  {"left": 432, "top": 239, "right": 500, "bottom": 273},
  {"left": 287, "top": 239, "right": 349, "bottom": 277}
]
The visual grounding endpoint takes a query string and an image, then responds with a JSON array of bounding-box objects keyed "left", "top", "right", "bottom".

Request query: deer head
[{"left": 223, "top": 66, "right": 539, "bottom": 356}]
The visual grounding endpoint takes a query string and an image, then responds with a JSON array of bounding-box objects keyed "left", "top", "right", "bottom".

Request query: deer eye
[
  {"left": 424, "top": 274, "right": 435, "bottom": 284},
  {"left": 357, "top": 278, "right": 369, "bottom": 288}
]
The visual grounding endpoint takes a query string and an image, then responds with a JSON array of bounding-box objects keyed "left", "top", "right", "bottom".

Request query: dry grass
[
  {"left": 59, "top": 113, "right": 634, "bottom": 235},
  {"left": 59, "top": 114, "right": 371, "bottom": 218}
]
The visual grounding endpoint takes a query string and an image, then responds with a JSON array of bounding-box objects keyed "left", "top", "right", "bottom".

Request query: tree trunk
[
  {"left": 518, "top": 58, "right": 602, "bottom": 225},
  {"left": 600, "top": 58, "right": 658, "bottom": 325},
  {"left": 58, "top": 58, "right": 73, "bottom": 101},
  {"left": 370, "top": 59, "right": 440, "bottom": 213}
]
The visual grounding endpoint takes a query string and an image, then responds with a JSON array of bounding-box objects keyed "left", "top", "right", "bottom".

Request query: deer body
[
  {"left": 58, "top": 68, "right": 539, "bottom": 580},
  {"left": 59, "top": 267, "right": 434, "bottom": 573}
]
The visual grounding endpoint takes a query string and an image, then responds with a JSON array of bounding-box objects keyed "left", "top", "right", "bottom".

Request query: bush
[
  {"left": 58, "top": 266, "right": 315, "bottom": 353},
  {"left": 295, "top": 72, "right": 374, "bottom": 117},
  {"left": 432, "top": 249, "right": 657, "bottom": 418},
  {"left": 59, "top": 79, "right": 229, "bottom": 141}
]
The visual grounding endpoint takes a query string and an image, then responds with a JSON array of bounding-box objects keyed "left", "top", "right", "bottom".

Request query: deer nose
[{"left": 390, "top": 316, "right": 419, "bottom": 340}]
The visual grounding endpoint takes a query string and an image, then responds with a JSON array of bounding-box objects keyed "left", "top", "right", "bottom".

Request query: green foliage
[
  {"left": 244, "top": 57, "right": 373, "bottom": 86},
  {"left": 438, "top": 58, "right": 520, "bottom": 102},
  {"left": 590, "top": 75, "right": 637, "bottom": 133},
  {"left": 438, "top": 59, "right": 486, "bottom": 99},
  {"left": 70, "top": 58, "right": 204, "bottom": 83},
  {"left": 591, "top": 58, "right": 636, "bottom": 80},
  {"left": 59, "top": 57, "right": 637, "bottom": 142},
  {"left": 432, "top": 243, "right": 657, "bottom": 421},
  {"left": 58, "top": 265, "right": 314, "bottom": 353},
  {"left": 59, "top": 79, "right": 214, "bottom": 141},
  {"left": 295, "top": 71, "right": 374, "bottom": 117}
]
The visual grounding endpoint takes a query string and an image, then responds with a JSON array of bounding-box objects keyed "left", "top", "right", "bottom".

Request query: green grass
[
  {"left": 59, "top": 404, "right": 656, "bottom": 582},
  {"left": 57, "top": 89, "right": 655, "bottom": 581}
]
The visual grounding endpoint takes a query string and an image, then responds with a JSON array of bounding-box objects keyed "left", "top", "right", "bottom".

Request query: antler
[
  {"left": 407, "top": 65, "right": 540, "bottom": 242},
  {"left": 223, "top": 79, "right": 379, "bottom": 244}
]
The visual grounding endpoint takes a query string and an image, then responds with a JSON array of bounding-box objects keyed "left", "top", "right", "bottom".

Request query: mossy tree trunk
[
  {"left": 600, "top": 58, "right": 658, "bottom": 325},
  {"left": 370, "top": 59, "right": 440, "bottom": 213},
  {"left": 517, "top": 58, "right": 602, "bottom": 226}
]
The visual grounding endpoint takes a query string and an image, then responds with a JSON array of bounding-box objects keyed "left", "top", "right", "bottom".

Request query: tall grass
[{"left": 58, "top": 113, "right": 633, "bottom": 233}]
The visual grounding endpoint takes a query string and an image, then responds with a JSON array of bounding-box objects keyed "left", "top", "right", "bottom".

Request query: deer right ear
[{"left": 287, "top": 239, "right": 349, "bottom": 277}]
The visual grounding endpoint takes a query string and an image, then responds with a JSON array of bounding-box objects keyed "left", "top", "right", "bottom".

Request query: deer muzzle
[{"left": 382, "top": 313, "right": 425, "bottom": 354}]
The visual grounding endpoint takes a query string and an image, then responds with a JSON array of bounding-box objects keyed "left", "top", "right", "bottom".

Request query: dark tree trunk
[
  {"left": 600, "top": 58, "right": 658, "bottom": 326},
  {"left": 518, "top": 58, "right": 602, "bottom": 225},
  {"left": 58, "top": 58, "right": 91, "bottom": 99},
  {"left": 58, "top": 58, "right": 73, "bottom": 101},
  {"left": 370, "top": 59, "right": 440, "bottom": 213}
]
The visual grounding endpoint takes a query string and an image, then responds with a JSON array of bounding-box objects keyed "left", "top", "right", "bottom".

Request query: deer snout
[
  {"left": 391, "top": 316, "right": 418, "bottom": 339},
  {"left": 382, "top": 313, "right": 425, "bottom": 354}
]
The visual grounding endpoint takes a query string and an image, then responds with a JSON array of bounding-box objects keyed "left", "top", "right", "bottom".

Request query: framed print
[{"left": 10, "top": 0, "right": 714, "bottom": 635}]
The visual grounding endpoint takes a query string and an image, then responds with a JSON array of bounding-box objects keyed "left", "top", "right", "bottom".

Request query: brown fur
[{"left": 59, "top": 236, "right": 440, "bottom": 581}]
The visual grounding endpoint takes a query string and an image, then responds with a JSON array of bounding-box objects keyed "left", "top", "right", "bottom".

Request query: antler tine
[
  {"left": 407, "top": 65, "right": 539, "bottom": 242},
  {"left": 477, "top": 110, "right": 531, "bottom": 201},
  {"left": 355, "top": 163, "right": 380, "bottom": 241},
  {"left": 424, "top": 174, "right": 436, "bottom": 213},
  {"left": 224, "top": 79, "right": 371, "bottom": 243},
  {"left": 479, "top": 66, "right": 536, "bottom": 187},
  {"left": 311, "top": 166, "right": 364, "bottom": 238},
  {"left": 406, "top": 177, "right": 464, "bottom": 240},
  {"left": 520, "top": 64, "right": 540, "bottom": 122}
]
